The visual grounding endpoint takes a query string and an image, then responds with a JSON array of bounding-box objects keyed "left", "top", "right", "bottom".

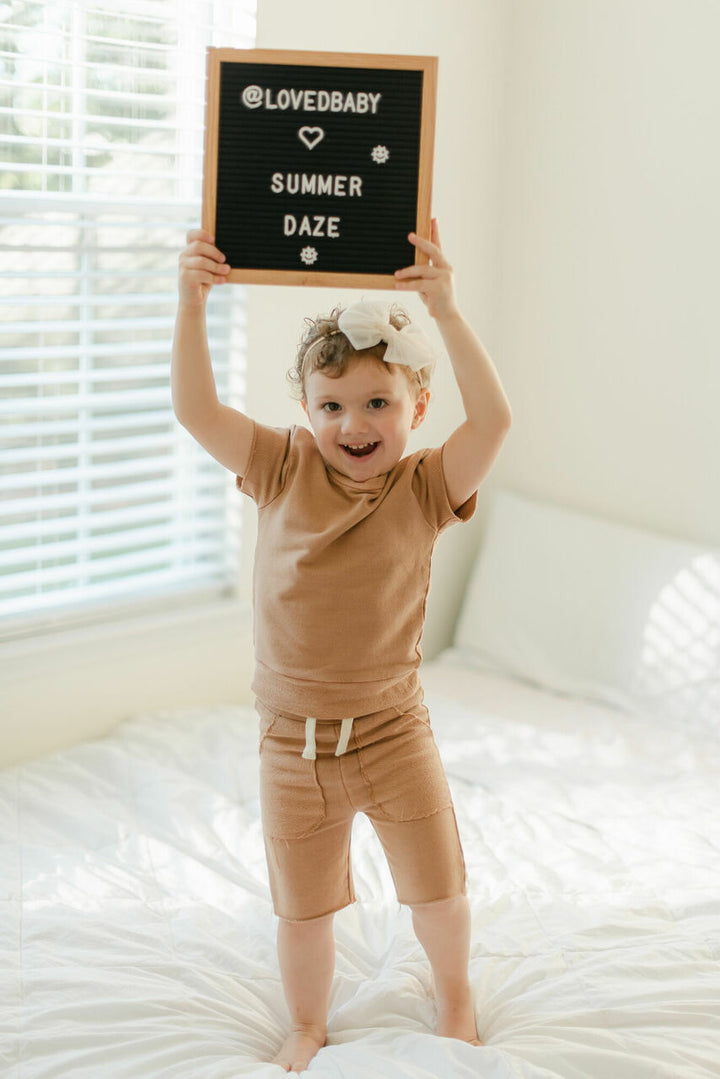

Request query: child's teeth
[{"left": 344, "top": 442, "right": 377, "bottom": 457}]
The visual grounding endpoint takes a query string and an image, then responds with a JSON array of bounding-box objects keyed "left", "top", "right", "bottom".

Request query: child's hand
[
  {"left": 394, "top": 218, "right": 460, "bottom": 322},
  {"left": 178, "top": 228, "right": 231, "bottom": 307}
]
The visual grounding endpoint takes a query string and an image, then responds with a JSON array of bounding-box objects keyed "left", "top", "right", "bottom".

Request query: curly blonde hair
[{"left": 287, "top": 304, "right": 433, "bottom": 401}]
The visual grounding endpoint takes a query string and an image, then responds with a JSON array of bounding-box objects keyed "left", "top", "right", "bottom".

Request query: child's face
[{"left": 302, "top": 354, "right": 430, "bottom": 480}]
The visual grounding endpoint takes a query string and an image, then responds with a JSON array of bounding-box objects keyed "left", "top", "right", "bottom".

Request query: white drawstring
[
  {"left": 302, "top": 717, "right": 317, "bottom": 760},
  {"left": 301, "top": 716, "right": 354, "bottom": 760},
  {"left": 335, "top": 717, "right": 354, "bottom": 757}
]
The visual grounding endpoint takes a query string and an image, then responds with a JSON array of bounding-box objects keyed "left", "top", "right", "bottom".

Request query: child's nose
[{"left": 341, "top": 409, "right": 368, "bottom": 434}]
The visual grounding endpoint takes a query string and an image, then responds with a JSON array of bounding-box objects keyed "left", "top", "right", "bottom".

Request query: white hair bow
[{"left": 337, "top": 301, "right": 437, "bottom": 372}]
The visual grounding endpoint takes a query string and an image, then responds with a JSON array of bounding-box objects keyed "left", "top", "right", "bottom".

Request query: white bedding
[{"left": 2, "top": 658, "right": 719, "bottom": 1078}]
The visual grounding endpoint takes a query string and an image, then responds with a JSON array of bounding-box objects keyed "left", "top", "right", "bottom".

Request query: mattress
[{"left": 1, "top": 657, "right": 719, "bottom": 1078}]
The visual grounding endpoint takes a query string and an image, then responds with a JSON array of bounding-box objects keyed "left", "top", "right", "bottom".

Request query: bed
[{"left": 2, "top": 490, "right": 719, "bottom": 1078}]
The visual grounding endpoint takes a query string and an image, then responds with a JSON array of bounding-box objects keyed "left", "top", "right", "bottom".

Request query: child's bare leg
[
  {"left": 274, "top": 911, "right": 335, "bottom": 1072},
  {"left": 410, "top": 895, "right": 482, "bottom": 1045}
]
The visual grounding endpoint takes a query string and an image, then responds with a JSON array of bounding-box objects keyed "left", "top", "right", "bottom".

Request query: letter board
[{"left": 202, "top": 48, "right": 437, "bottom": 288}]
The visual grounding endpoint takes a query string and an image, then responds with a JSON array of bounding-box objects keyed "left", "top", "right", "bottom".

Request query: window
[{"left": 0, "top": 0, "right": 256, "bottom": 633}]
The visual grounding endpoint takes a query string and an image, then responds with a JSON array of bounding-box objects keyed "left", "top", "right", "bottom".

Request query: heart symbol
[{"left": 298, "top": 126, "right": 325, "bottom": 151}]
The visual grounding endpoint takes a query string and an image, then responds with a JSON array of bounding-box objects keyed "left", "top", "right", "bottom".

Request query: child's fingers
[
  {"left": 407, "top": 232, "right": 439, "bottom": 259},
  {"left": 182, "top": 254, "right": 231, "bottom": 276},
  {"left": 408, "top": 230, "right": 451, "bottom": 269},
  {"left": 394, "top": 267, "right": 450, "bottom": 297},
  {"left": 394, "top": 278, "right": 445, "bottom": 295},
  {"left": 185, "top": 271, "right": 227, "bottom": 288},
  {"left": 186, "top": 239, "right": 226, "bottom": 263},
  {"left": 177, "top": 232, "right": 230, "bottom": 301},
  {"left": 183, "top": 228, "right": 227, "bottom": 267},
  {"left": 186, "top": 227, "right": 215, "bottom": 245},
  {"left": 187, "top": 245, "right": 228, "bottom": 266},
  {"left": 394, "top": 264, "right": 446, "bottom": 281}
]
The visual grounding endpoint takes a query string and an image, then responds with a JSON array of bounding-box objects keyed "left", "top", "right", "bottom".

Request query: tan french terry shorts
[{"left": 255, "top": 687, "right": 467, "bottom": 921}]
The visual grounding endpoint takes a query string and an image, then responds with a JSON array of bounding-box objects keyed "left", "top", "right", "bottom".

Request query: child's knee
[
  {"left": 410, "top": 892, "right": 466, "bottom": 910},
  {"left": 278, "top": 910, "right": 335, "bottom": 931}
]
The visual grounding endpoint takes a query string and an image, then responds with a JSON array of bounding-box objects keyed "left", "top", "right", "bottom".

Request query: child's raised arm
[
  {"left": 171, "top": 228, "right": 254, "bottom": 477},
  {"left": 394, "top": 220, "right": 512, "bottom": 510}
]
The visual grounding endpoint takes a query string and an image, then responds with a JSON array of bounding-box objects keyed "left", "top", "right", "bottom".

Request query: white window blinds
[{"left": 0, "top": 0, "right": 256, "bottom": 630}]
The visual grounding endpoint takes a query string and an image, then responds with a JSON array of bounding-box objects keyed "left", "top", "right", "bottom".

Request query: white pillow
[{"left": 453, "top": 489, "right": 720, "bottom": 725}]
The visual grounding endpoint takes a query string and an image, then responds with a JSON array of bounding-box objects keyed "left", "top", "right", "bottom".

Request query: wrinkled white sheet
[{"left": 1, "top": 659, "right": 719, "bottom": 1078}]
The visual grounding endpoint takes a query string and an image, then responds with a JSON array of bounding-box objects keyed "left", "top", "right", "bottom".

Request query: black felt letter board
[{"left": 202, "top": 49, "right": 437, "bottom": 288}]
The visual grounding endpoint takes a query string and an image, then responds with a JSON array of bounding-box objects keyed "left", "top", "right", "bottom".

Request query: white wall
[{"left": 492, "top": 0, "right": 720, "bottom": 545}]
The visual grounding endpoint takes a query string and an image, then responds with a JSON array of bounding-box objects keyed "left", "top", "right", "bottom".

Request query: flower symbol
[
  {"left": 371, "top": 145, "right": 390, "bottom": 164},
  {"left": 300, "top": 246, "right": 318, "bottom": 266}
]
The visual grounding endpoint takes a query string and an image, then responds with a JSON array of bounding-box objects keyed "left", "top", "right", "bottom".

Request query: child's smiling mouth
[{"left": 342, "top": 442, "right": 379, "bottom": 458}]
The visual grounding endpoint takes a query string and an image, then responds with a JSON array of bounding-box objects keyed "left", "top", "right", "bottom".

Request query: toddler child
[{"left": 172, "top": 220, "right": 511, "bottom": 1072}]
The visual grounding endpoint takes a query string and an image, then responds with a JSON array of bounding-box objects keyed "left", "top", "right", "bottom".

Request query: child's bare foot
[
  {"left": 435, "top": 981, "right": 483, "bottom": 1046},
  {"left": 273, "top": 1023, "right": 326, "bottom": 1072}
]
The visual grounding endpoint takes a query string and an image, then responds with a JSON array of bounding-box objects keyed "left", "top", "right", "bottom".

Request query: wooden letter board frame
[{"left": 202, "top": 48, "right": 437, "bottom": 288}]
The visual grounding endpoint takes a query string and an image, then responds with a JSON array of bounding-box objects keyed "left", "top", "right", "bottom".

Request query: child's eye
[
  {"left": 322, "top": 401, "right": 341, "bottom": 412},
  {"left": 368, "top": 398, "right": 387, "bottom": 410}
]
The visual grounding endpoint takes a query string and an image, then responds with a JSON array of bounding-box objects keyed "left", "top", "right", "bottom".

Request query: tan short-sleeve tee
[{"left": 238, "top": 422, "right": 476, "bottom": 719}]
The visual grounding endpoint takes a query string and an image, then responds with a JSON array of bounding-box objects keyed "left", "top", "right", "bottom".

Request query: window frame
[{"left": 0, "top": 0, "right": 256, "bottom": 640}]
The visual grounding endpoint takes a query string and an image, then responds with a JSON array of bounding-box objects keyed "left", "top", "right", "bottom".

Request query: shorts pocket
[
  {"left": 258, "top": 710, "right": 327, "bottom": 840},
  {"left": 368, "top": 709, "right": 453, "bottom": 823}
]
